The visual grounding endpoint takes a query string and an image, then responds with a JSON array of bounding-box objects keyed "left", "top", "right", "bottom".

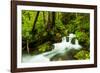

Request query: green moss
[
  {"left": 37, "top": 42, "right": 52, "bottom": 53},
  {"left": 74, "top": 50, "right": 90, "bottom": 60}
]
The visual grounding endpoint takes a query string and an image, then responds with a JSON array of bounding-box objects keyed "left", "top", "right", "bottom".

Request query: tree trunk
[
  {"left": 32, "top": 11, "right": 40, "bottom": 32},
  {"left": 27, "top": 40, "right": 29, "bottom": 54},
  {"left": 47, "top": 12, "right": 55, "bottom": 31},
  {"left": 43, "top": 12, "right": 46, "bottom": 25},
  {"left": 47, "top": 12, "right": 52, "bottom": 31},
  {"left": 52, "top": 12, "right": 55, "bottom": 30}
]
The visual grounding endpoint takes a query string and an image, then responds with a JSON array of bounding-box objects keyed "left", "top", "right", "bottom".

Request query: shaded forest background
[{"left": 22, "top": 10, "right": 90, "bottom": 60}]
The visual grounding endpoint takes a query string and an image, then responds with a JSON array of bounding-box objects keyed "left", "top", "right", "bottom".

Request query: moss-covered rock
[
  {"left": 37, "top": 42, "right": 53, "bottom": 53},
  {"left": 74, "top": 50, "right": 90, "bottom": 60}
]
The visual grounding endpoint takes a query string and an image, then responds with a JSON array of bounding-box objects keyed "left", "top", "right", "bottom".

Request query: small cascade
[
  {"left": 73, "top": 39, "right": 82, "bottom": 49},
  {"left": 22, "top": 33, "right": 82, "bottom": 63},
  {"left": 68, "top": 33, "right": 76, "bottom": 43}
]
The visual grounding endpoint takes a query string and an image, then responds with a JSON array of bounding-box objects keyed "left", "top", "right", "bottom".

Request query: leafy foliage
[{"left": 22, "top": 10, "right": 35, "bottom": 40}]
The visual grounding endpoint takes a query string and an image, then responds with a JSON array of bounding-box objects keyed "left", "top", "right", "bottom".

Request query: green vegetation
[
  {"left": 22, "top": 10, "right": 90, "bottom": 60},
  {"left": 74, "top": 50, "right": 90, "bottom": 60}
]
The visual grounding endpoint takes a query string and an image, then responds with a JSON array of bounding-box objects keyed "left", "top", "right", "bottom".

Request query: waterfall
[
  {"left": 73, "top": 39, "right": 82, "bottom": 49},
  {"left": 22, "top": 33, "right": 82, "bottom": 63}
]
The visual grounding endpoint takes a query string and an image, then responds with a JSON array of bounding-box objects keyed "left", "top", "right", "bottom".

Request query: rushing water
[{"left": 22, "top": 33, "right": 82, "bottom": 63}]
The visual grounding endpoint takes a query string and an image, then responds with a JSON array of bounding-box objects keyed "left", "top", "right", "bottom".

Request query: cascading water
[{"left": 22, "top": 33, "right": 82, "bottom": 63}]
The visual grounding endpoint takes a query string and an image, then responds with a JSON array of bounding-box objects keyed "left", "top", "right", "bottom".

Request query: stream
[{"left": 22, "top": 33, "right": 82, "bottom": 63}]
